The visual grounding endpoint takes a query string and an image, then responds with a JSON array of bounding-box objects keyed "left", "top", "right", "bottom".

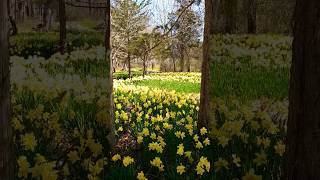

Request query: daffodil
[
  {"left": 17, "top": 156, "right": 30, "bottom": 178},
  {"left": 137, "top": 171, "right": 147, "bottom": 180},
  {"left": 123, "top": 156, "right": 134, "bottom": 167},
  {"left": 177, "top": 144, "right": 184, "bottom": 156},
  {"left": 176, "top": 164, "right": 186, "bottom": 175},
  {"left": 21, "top": 133, "right": 37, "bottom": 151},
  {"left": 112, "top": 154, "right": 121, "bottom": 162}
]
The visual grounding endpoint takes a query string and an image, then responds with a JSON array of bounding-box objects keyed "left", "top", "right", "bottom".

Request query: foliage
[
  {"left": 111, "top": 0, "right": 150, "bottom": 66},
  {"left": 10, "top": 32, "right": 104, "bottom": 58}
]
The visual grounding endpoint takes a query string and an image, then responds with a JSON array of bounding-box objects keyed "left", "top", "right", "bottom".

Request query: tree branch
[{"left": 145, "top": 0, "right": 196, "bottom": 54}]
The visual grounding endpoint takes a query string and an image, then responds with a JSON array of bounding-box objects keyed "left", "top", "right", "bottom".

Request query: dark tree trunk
[
  {"left": 0, "top": 0, "right": 12, "bottom": 178},
  {"left": 7, "top": 0, "right": 17, "bottom": 36},
  {"left": 224, "top": 0, "right": 237, "bottom": 34},
  {"left": 88, "top": 0, "right": 92, "bottom": 15},
  {"left": 30, "top": 0, "right": 34, "bottom": 17},
  {"left": 42, "top": 3, "right": 48, "bottom": 28},
  {"left": 247, "top": 0, "right": 256, "bottom": 34},
  {"left": 285, "top": 0, "right": 320, "bottom": 179},
  {"left": 59, "top": 0, "right": 66, "bottom": 54},
  {"left": 128, "top": 53, "right": 131, "bottom": 78},
  {"left": 186, "top": 51, "right": 191, "bottom": 72},
  {"left": 105, "top": 0, "right": 116, "bottom": 147},
  {"left": 9, "top": 16, "right": 18, "bottom": 36},
  {"left": 179, "top": 45, "right": 185, "bottom": 72},
  {"left": 199, "top": 0, "right": 215, "bottom": 129},
  {"left": 143, "top": 57, "right": 146, "bottom": 77}
]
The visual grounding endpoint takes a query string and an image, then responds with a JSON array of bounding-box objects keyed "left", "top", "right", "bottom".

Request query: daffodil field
[{"left": 11, "top": 35, "right": 290, "bottom": 180}]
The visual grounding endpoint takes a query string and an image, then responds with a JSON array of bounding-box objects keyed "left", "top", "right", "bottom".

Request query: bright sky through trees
[{"left": 148, "top": 0, "right": 204, "bottom": 27}]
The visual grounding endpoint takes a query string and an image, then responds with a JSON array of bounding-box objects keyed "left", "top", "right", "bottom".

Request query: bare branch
[{"left": 145, "top": 0, "right": 196, "bottom": 54}]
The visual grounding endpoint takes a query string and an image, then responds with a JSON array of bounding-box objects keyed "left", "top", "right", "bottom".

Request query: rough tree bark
[
  {"left": 0, "top": 0, "right": 12, "bottom": 178},
  {"left": 285, "top": 0, "right": 320, "bottom": 179},
  {"left": 199, "top": 0, "right": 215, "bottom": 129},
  {"left": 247, "top": 0, "right": 256, "bottom": 34},
  {"left": 105, "top": 0, "right": 116, "bottom": 147},
  {"left": 59, "top": 0, "right": 66, "bottom": 54}
]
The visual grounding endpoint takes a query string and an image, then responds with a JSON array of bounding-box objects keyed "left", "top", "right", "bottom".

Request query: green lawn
[
  {"left": 133, "top": 64, "right": 290, "bottom": 101},
  {"left": 134, "top": 80, "right": 201, "bottom": 93}
]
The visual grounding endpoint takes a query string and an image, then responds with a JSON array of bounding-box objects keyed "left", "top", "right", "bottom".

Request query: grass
[
  {"left": 210, "top": 63, "right": 289, "bottom": 101},
  {"left": 134, "top": 80, "right": 201, "bottom": 93},
  {"left": 132, "top": 63, "right": 290, "bottom": 101}
]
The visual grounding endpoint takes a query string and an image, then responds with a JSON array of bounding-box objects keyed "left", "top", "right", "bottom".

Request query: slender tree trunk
[
  {"left": 30, "top": 0, "right": 34, "bottom": 17},
  {"left": 199, "top": 0, "right": 215, "bottom": 129},
  {"left": 88, "top": 0, "right": 92, "bottom": 15},
  {"left": 59, "top": 0, "right": 66, "bottom": 54},
  {"left": 179, "top": 45, "right": 185, "bottom": 72},
  {"left": 186, "top": 51, "right": 191, "bottom": 72},
  {"left": 14, "top": 0, "right": 17, "bottom": 20},
  {"left": 225, "top": 0, "right": 237, "bottom": 33},
  {"left": 128, "top": 53, "right": 131, "bottom": 78},
  {"left": 105, "top": 0, "right": 116, "bottom": 147},
  {"left": 42, "top": 4, "right": 48, "bottom": 27},
  {"left": 285, "top": 0, "right": 320, "bottom": 179},
  {"left": 0, "top": 0, "right": 12, "bottom": 178},
  {"left": 187, "top": 58, "right": 191, "bottom": 72},
  {"left": 46, "top": 8, "right": 53, "bottom": 31},
  {"left": 143, "top": 56, "right": 147, "bottom": 77},
  {"left": 247, "top": 0, "right": 256, "bottom": 34}
]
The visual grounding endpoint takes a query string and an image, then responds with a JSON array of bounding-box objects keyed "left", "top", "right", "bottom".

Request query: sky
[
  {"left": 148, "top": 0, "right": 204, "bottom": 27},
  {"left": 149, "top": 0, "right": 177, "bottom": 26}
]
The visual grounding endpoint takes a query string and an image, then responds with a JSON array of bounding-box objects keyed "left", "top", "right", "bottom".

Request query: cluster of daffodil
[
  {"left": 11, "top": 48, "right": 287, "bottom": 179},
  {"left": 212, "top": 34, "right": 292, "bottom": 69}
]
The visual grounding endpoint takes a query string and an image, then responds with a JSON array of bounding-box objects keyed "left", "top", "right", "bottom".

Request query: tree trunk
[
  {"left": 42, "top": 3, "right": 48, "bottom": 28},
  {"left": 46, "top": 8, "right": 53, "bottom": 31},
  {"left": 172, "top": 57, "right": 177, "bottom": 72},
  {"left": 59, "top": 0, "right": 66, "bottom": 54},
  {"left": 224, "top": 0, "right": 237, "bottom": 33},
  {"left": 88, "top": 0, "right": 92, "bottom": 15},
  {"left": 0, "top": 0, "right": 12, "bottom": 178},
  {"left": 199, "top": 0, "right": 215, "bottom": 129},
  {"left": 247, "top": 0, "right": 256, "bottom": 34},
  {"left": 127, "top": 53, "right": 131, "bottom": 78},
  {"left": 143, "top": 56, "right": 147, "bottom": 77},
  {"left": 179, "top": 45, "right": 185, "bottom": 72},
  {"left": 105, "top": 0, "right": 116, "bottom": 148},
  {"left": 186, "top": 51, "right": 191, "bottom": 72},
  {"left": 285, "top": 0, "right": 320, "bottom": 179}
]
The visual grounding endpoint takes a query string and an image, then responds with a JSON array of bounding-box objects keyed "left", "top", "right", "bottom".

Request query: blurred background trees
[{"left": 6, "top": 0, "right": 295, "bottom": 74}]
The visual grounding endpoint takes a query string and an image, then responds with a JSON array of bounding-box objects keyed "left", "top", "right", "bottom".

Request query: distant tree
[
  {"left": 111, "top": 0, "right": 150, "bottom": 78},
  {"left": 59, "top": 0, "right": 66, "bottom": 54},
  {"left": 0, "top": 0, "right": 12, "bottom": 178},
  {"left": 199, "top": 0, "right": 214, "bottom": 129},
  {"left": 171, "top": 0, "right": 201, "bottom": 72},
  {"left": 285, "top": 0, "right": 320, "bottom": 179},
  {"left": 130, "top": 33, "right": 153, "bottom": 77},
  {"left": 247, "top": 0, "right": 256, "bottom": 33}
]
